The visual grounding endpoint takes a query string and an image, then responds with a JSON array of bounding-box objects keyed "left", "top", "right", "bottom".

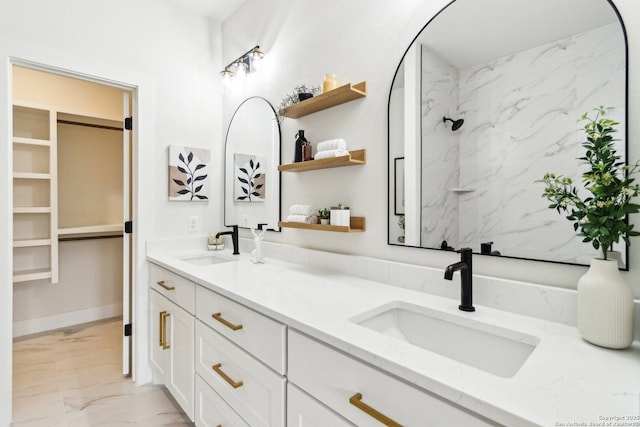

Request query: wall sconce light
[{"left": 220, "top": 45, "right": 265, "bottom": 81}]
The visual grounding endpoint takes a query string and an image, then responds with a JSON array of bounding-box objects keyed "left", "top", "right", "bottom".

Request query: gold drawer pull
[
  {"left": 161, "top": 312, "right": 171, "bottom": 350},
  {"left": 349, "top": 393, "right": 402, "bottom": 427},
  {"left": 157, "top": 280, "right": 175, "bottom": 291},
  {"left": 212, "top": 363, "right": 244, "bottom": 389},
  {"left": 212, "top": 312, "right": 243, "bottom": 331},
  {"left": 158, "top": 310, "right": 166, "bottom": 347}
]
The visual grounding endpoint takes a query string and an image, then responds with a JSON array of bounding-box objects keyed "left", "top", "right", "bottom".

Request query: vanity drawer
[
  {"left": 195, "top": 320, "right": 285, "bottom": 427},
  {"left": 149, "top": 263, "right": 195, "bottom": 313},
  {"left": 288, "top": 330, "right": 493, "bottom": 427},
  {"left": 195, "top": 374, "right": 249, "bottom": 427},
  {"left": 287, "top": 383, "right": 354, "bottom": 427},
  {"left": 195, "top": 285, "right": 286, "bottom": 374}
]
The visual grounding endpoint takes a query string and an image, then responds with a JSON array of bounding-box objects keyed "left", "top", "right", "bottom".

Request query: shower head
[{"left": 443, "top": 116, "right": 464, "bottom": 131}]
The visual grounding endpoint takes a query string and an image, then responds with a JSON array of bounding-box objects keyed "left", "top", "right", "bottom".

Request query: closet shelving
[
  {"left": 12, "top": 103, "right": 124, "bottom": 283},
  {"left": 12, "top": 103, "right": 58, "bottom": 283}
]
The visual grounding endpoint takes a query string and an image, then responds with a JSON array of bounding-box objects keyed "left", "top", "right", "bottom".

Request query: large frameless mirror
[{"left": 388, "top": 0, "right": 628, "bottom": 268}]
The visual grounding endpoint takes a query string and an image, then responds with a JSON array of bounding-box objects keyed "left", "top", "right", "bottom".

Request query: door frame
[{"left": 1, "top": 50, "right": 154, "bottom": 425}]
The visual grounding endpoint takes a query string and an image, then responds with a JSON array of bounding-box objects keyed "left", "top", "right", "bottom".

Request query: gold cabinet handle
[
  {"left": 349, "top": 393, "right": 402, "bottom": 427},
  {"left": 158, "top": 310, "right": 166, "bottom": 347},
  {"left": 212, "top": 312, "right": 243, "bottom": 331},
  {"left": 157, "top": 280, "right": 175, "bottom": 291},
  {"left": 212, "top": 363, "right": 244, "bottom": 389},
  {"left": 161, "top": 312, "right": 171, "bottom": 350}
]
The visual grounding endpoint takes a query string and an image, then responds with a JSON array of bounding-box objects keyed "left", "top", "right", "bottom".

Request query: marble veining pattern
[
  {"left": 421, "top": 46, "right": 460, "bottom": 248},
  {"left": 421, "top": 23, "right": 625, "bottom": 263},
  {"left": 12, "top": 318, "right": 192, "bottom": 427}
]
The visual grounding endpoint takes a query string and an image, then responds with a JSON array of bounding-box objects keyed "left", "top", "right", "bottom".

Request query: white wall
[
  {"left": 0, "top": 1, "right": 224, "bottom": 423},
  {"left": 221, "top": 0, "right": 640, "bottom": 296}
]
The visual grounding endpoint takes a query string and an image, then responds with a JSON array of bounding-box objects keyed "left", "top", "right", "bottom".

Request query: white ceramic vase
[{"left": 577, "top": 258, "right": 634, "bottom": 349}]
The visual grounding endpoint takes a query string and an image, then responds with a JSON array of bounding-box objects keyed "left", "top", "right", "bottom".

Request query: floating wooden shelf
[
  {"left": 279, "top": 82, "right": 367, "bottom": 119},
  {"left": 278, "top": 149, "right": 366, "bottom": 172},
  {"left": 278, "top": 216, "right": 365, "bottom": 233}
]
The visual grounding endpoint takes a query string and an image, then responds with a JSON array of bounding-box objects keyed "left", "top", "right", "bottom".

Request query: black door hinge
[
  {"left": 124, "top": 117, "right": 133, "bottom": 130},
  {"left": 124, "top": 323, "right": 132, "bottom": 337},
  {"left": 125, "top": 221, "right": 133, "bottom": 234}
]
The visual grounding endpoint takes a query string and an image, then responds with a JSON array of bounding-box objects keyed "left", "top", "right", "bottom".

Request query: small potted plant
[
  {"left": 317, "top": 208, "right": 330, "bottom": 225},
  {"left": 278, "top": 84, "right": 321, "bottom": 121}
]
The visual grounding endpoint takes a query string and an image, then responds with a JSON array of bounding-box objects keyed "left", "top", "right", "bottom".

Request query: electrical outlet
[
  {"left": 188, "top": 216, "right": 199, "bottom": 232},
  {"left": 241, "top": 215, "right": 250, "bottom": 228}
]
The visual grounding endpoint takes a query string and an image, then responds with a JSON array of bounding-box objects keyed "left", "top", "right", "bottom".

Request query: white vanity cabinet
[
  {"left": 287, "top": 383, "right": 354, "bottom": 427},
  {"left": 149, "top": 265, "right": 195, "bottom": 421},
  {"left": 194, "top": 285, "right": 287, "bottom": 426},
  {"left": 195, "top": 374, "right": 249, "bottom": 427},
  {"left": 288, "top": 330, "right": 494, "bottom": 427}
]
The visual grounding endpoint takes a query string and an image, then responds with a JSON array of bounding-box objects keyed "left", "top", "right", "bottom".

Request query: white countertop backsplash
[{"left": 147, "top": 236, "right": 640, "bottom": 426}]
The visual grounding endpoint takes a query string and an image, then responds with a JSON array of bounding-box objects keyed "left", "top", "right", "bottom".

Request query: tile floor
[{"left": 12, "top": 318, "right": 193, "bottom": 426}]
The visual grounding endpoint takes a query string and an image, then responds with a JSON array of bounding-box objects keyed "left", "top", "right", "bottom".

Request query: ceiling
[
  {"left": 160, "top": 0, "right": 247, "bottom": 21},
  {"left": 418, "top": 0, "right": 619, "bottom": 69}
]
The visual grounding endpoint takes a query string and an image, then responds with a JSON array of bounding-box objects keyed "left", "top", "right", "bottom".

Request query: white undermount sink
[
  {"left": 178, "top": 252, "right": 235, "bottom": 266},
  {"left": 350, "top": 301, "right": 539, "bottom": 378}
]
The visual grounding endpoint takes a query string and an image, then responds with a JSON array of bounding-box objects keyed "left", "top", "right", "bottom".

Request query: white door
[{"left": 122, "top": 92, "right": 132, "bottom": 376}]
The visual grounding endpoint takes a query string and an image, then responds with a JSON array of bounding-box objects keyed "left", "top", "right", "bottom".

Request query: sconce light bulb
[{"left": 234, "top": 59, "right": 248, "bottom": 78}]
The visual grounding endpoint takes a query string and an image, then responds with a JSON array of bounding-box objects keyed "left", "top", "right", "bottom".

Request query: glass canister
[{"left": 322, "top": 74, "right": 340, "bottom": 93}]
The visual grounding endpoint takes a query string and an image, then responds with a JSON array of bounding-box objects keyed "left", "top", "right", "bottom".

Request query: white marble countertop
[{"left": 147, "top": 247, "right": 640, "bottom": 427}]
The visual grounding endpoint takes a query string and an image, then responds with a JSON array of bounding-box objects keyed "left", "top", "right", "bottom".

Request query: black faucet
[
  {"left": 444, "top": 247, "right": 475, "bottom": 312},
  {"left": 216, "top": 225, "right": 239, "bottom": 255}
]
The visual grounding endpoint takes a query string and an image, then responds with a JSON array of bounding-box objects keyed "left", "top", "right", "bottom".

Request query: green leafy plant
[
  {"left": 537, "top": 106, "right": 640, "bottom": 260},
  {"left": 317, "top": 208, "right": 330, "bottom": 219},
  {"left": 173, "top": 151, "right": 208, "bottom": 200}
]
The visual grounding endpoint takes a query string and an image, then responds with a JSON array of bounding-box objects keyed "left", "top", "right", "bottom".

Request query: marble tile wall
[
  {"left": 419, "top": 23, "right": 625, "bottom": 263},
  {"left": 421, "top": 46, "right": 460, "bottom": 249}
]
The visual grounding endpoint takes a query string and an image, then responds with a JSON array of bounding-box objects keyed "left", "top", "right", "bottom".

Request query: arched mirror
[
  {"left": 388, "top": 0, "right": 628, "bottom": 268},
  {"left": 224, "top": 97, "right": 281, "bottom": 230}
]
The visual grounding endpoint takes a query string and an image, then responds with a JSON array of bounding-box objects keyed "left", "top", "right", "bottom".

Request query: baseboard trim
[{"left": 13, "top": 303, "right": 123, "bottom": 337}]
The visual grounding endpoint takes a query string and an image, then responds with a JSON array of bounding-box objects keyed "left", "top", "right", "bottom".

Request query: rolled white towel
[
  {"left": 286, "top": 214, "right": 318, "bottom": 224},
  {"left": 289, "top": 204, "right": 314, "bottom": 216},
  {"left": 314, "top": 149, "right": 350, "bottom": 160},
  {"left": 316, "top": 139, "right": 346, "bottom": 152}
]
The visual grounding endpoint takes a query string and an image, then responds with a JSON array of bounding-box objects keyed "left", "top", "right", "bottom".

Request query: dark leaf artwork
[
  {"left": 236, "top": 157, "right": 264, "bottom": 202},
  {"left": 173, "top": 150, "right": 208, "bottom": 200}
]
